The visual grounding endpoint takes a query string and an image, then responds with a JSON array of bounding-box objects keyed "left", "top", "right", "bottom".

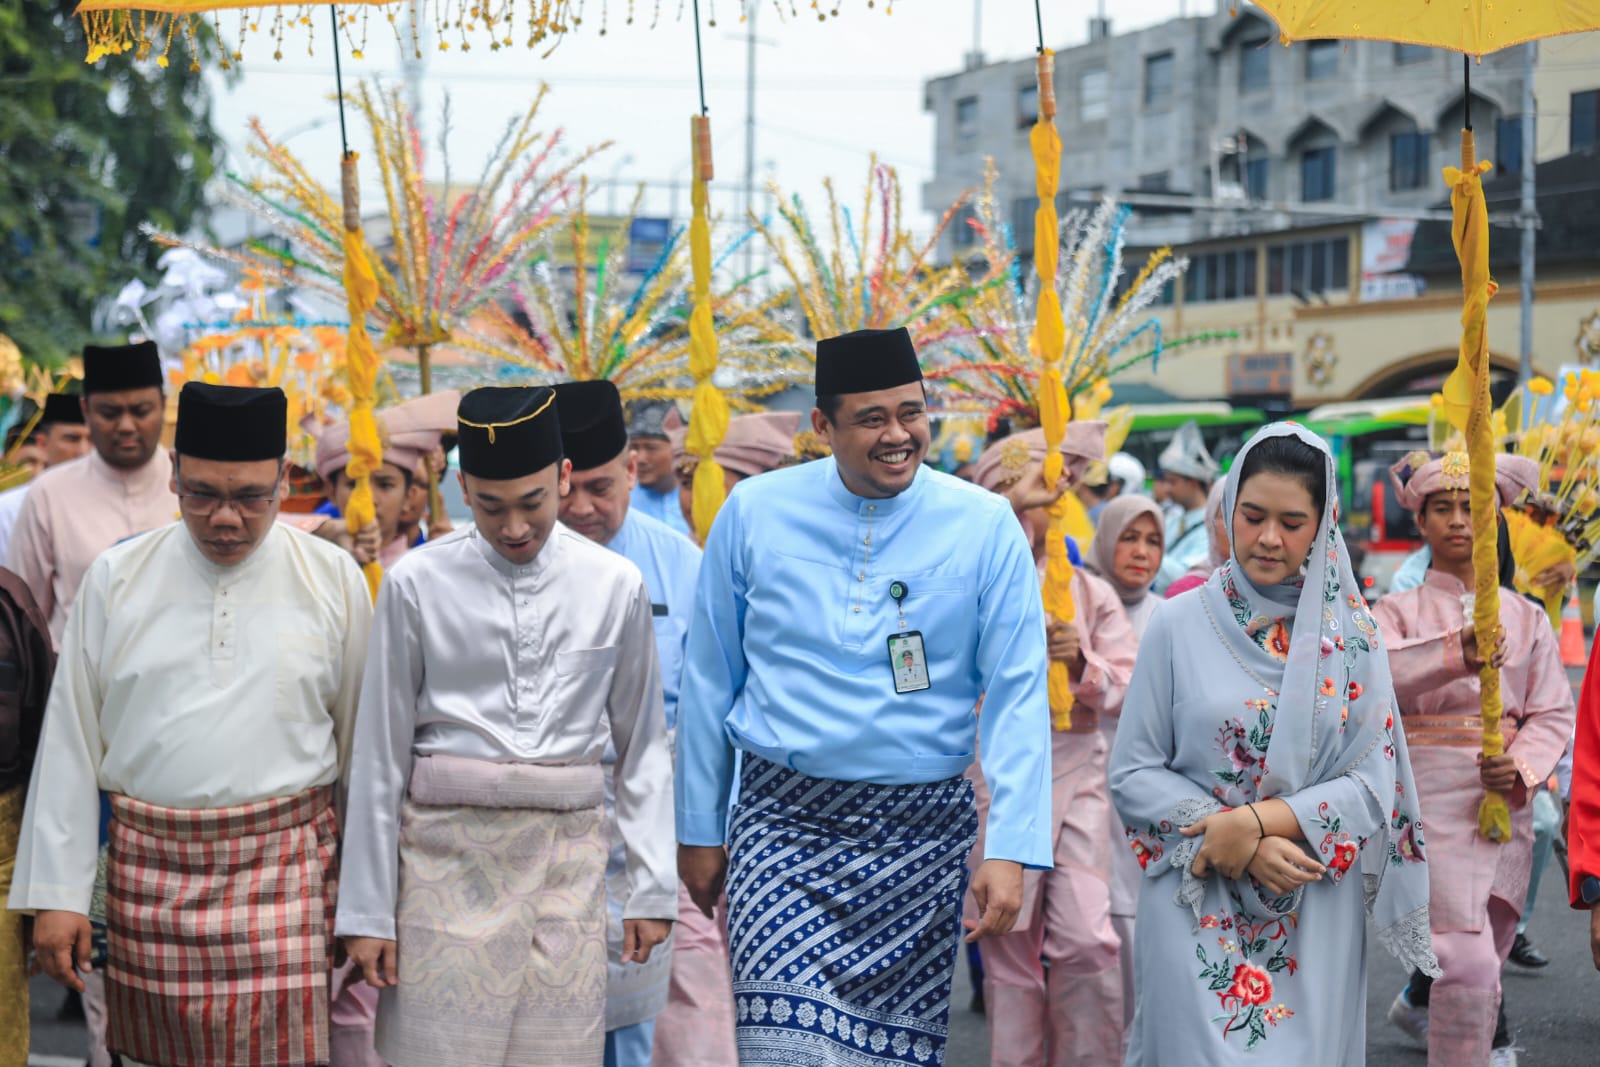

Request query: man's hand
[
  {"left": 33, "top": 910, "right": 92, "bottom": 992},
  {"left": 1002, "top": 462, "right": 1069, "bottom": 515},
  {"left": 622, "top": 919, "right": 673, "bottom": 964},
  {"left": 1245, "top": 837, "right": 1326, "bottom": 896},
  {"left": 1046, "top": 621, "right": 1086, "bottom": 679},
  {"left": 1461, "top": 623, "right": 1506, "bottom": 673},
  {"left": 963, "top": 859, "right": 1023, "bottom": 942},
  {"left": 1478, "top": 753, "right": 1520, "bottom": 793},
  {"left": 350, "top": 521, "right": 384, "bottom": 566},
  {"left": 344, "top": 936, "right": 399, "bottom": 988},
  {"left": 679, "top": 845, "right": 728, "bottom": 920},
  {"left": 1182, "top": 807, "right": 1265, "bottom": 881}
]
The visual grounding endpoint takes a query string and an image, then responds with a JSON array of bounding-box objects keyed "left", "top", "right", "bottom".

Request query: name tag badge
[
  {"left": 888, "top": 631, "right": 931, "bottom": 694},
  {"left": 651, "top": 603, "right": 669, "bottom": 617}
]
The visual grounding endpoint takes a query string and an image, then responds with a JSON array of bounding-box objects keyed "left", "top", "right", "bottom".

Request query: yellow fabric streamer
[
  {"left": 1445, "top": 133, "right": 1510, "bottom": 844},
  {"left": 686, "top": 117, "right": 729, "bottom": 540},
  {"left": 1029, "top": 50, "right": 1075, "bottom": 730},
  {"left": 340, "top": 154, "right": 384, "bottom": 602}
]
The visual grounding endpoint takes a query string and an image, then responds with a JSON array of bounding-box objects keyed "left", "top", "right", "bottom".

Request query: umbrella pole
[{"left": 414, "top": 340, "right": 446, "bottom": 529}]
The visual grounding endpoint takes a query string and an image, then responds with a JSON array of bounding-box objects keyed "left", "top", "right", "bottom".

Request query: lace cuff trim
[
  {"left": 1167, "top": 797, "right": 1223, "bottom": 928},
  {"left": 1375, "top": 903, "right": 1440, "bottom": 978}
]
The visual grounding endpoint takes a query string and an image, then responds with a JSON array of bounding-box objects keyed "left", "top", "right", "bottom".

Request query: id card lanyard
[{"left": 887, "top": 580, "right": 931, "bottom": 694}]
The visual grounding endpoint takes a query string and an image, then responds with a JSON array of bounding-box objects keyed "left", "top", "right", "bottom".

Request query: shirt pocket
[
  {"left": 275, "top": 630, "right": 338, "bottom": 722},
  {"left": 556, "top": 646, "right": 620, "bottom": 676}
]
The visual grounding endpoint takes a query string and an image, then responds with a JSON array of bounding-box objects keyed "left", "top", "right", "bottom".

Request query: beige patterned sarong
[{"left": 375, "top": 756, "right": 608, "bottom": 1067}]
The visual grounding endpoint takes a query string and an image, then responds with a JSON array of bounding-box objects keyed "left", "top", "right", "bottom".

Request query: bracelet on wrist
[{"left": 1246, "top": 803, "right": 1266, "bottom": 839}]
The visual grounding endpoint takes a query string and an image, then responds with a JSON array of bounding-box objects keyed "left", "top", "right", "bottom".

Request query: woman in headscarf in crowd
[
  {"left": 967, "top": 424, "right": 1136, "bottom": 1066},
  {"left": 1083, "top": 492, "right": 1167, "bottom": 1032},
  {"left": 1164, "top": 478, "right": 1227, "bottom": 599},
  {"left": 1109, "top": 423, "right": 1437, "bottom": 1065}
]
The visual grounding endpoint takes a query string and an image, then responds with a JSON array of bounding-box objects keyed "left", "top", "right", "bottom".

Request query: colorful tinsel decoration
[
  {"left": 457, "top": 183, "right": 809, "bottom": 408},
  {"left": 149, "top": 83, "right": 604, "bottom": 383},
  {"left": 755, "top": 160, "right": 972, "bottom": 348}
]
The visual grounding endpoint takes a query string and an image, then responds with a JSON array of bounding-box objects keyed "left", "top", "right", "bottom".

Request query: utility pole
[
  {"left": 742, "top": 2, "right": 758, "bottom": 283},
  {"left": 1519, "top": 41, "right": 1538, "bottom": 386}
]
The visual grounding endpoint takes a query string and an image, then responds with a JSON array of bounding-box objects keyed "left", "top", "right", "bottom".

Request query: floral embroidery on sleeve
[
  {"left": 1125, "top": 820, "right": 1172, "bottom": 870},
  {"left": 1388, "top": 782, "right": 1427, "bottom": 866},
  {"left": 1193, "top": 890, "right": 1299, "bottom": 1049},
  {"left": 1306, "top": 801, "right": 1364, "bottom": 883}
]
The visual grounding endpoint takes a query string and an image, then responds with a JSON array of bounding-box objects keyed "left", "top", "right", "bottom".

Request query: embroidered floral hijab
[{"left": 1202, "top": 422, "right": 1438, "bottom": 974}]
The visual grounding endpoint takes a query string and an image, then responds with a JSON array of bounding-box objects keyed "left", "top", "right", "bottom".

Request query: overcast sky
[{"left": 206, "top": 0, "right": 1214, "bottom": 236}]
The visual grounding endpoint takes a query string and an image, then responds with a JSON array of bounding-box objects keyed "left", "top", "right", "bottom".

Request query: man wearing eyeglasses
[{"left": 7, "top": 382, "right": 372, "bottom": 1067}]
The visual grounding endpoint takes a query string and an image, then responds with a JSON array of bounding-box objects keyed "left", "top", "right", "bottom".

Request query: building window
[
  {"left": 1395, "top": 42, "right": 1431, "bottom": 64},
  {"left": 955, "top": 96, "right": 980, "bottom": 150},
  {"left": 1301, "top": 146, "right": 1336, "bottom": 201},
  {"left": 1080, "top": 70, "right": 1109, "bottom": 122},
  {"left": 1185, "top": 249, "right": 1259, "bottom": 303},
  {"left": 1267, "top": 237, "right": 1351, "bottom": 296},
  {"left": 1496, "top": 116, "right": 1523, "bottom": 175},
  {"left": 1306, "top": 40, "right": 1339, "bottom": 81},
  {"left": 1572, "top": 89, "right": 1599, "bottom": 150},
  {"left": 1144, "top": 52, "right": 1174, "bottom": 108},
  {"left": 1017, "top": 84, "right": 1039, "bottom": 129},
  {"left": 1389, "top": 132, "right": 1429, "bottom": 190},
  {"left": 1239, "top": 38, "right": 1271, "bottom": 93},
  {"left": 1011, "top": 197, "right": 1039, "bottom": 253},
  {"left": 951, "top": 205, "right": 979, "bottom": 250},
  {"left": 1245, "top": 157, "right": 1270, "bottom": 199},
  {"left": 1137, "top": 171, "right": 1170, "bottom": 193}
]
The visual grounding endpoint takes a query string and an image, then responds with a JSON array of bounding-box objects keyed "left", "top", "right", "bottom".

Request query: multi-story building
[{"left": 922, "top": 8, "right": 1600, "bottom": 405}]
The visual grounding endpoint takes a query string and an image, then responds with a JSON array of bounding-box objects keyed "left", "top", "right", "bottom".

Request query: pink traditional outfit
[
  {"left": 1083, "top": 494, "right": 1167, "bottom": 1030},
  {"left": 652, "top": 410, "right": 813, "bottom": 1067},
  {"left": 967, "top": 424, "right": 1132, "bottom": 1067},
  {"left": 1373, "top": 451, "right": 1575, "bottom": 1065}
]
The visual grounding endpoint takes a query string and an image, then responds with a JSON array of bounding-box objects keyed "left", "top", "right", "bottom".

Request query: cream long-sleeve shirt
[
  {"left": 6, "top": 447, "right": 179, "bottom": 646},
  {"left": 6, "top": 521, "right": 372, "bottom": 916},
  {"left": 335, "top": 524, "right": 676, "bottom": 942}
]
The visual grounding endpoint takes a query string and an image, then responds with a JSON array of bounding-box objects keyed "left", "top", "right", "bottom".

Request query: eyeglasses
[{"left": 175, "top": 461, "right": 283, "bottom": 518}]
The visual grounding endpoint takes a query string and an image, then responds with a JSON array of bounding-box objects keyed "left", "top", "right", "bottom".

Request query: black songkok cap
[
  {"left": 626, "top": 399, "right": 675, "bottom": 440},
  {"left": 458, "top": 386, "right": 563, "bottom": 480},
  {"left": 814, "top": 327, "right": 923, "bottom": 398},
  {"left": 553, "top": 380, "right": 628, "bottom": 472},
  {"left": 82, "top": 341, "right": 164, "bottom": 396},
  {"left": 174, "top": 382, "right": 287, "bottom": 462},
  {"left": 40, "top": 393, "right": 85, "bottom": 427}
]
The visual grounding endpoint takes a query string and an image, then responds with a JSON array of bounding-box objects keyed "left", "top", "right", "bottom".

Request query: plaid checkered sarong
[{"left": 105, "top": 785, "right": 338, "bottom": 1067}]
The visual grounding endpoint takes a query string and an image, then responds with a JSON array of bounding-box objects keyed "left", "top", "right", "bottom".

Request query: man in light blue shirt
[
  {"left": 627, "top": 400, "right": 694, "bottom": 539},
  {"left": 676, "top": 326, "right": 1052, "bottom": 1067},
  {"left": 554, "top": 380, "right": 702, "bottom": 1067}
]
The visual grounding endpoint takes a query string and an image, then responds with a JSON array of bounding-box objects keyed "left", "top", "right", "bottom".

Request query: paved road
[{"left": 26, "top": 668, "right": 1600, "bottom": 1066}]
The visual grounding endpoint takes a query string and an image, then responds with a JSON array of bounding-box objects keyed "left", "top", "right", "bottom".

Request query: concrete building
[{"left": 922, "top": 8, "right": 1600, "bottom": 404}]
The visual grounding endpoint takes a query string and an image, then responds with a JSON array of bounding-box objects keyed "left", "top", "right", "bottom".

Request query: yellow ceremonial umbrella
[{"left": 1248, "top": 3, "right": 1600, "bottom": 843}]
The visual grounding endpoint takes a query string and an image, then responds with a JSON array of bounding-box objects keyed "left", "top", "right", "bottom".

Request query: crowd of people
[{"left": 0, "top": 328, "right": 1597, "bottom": 1067}]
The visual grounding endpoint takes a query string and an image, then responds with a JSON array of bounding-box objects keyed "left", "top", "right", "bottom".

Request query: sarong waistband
[
  {"left": 1404, "top": 714, "right": 1520, "bottom": 749},
  {"left": 109, "top": 784, "right": 333, "bottom": 842},
  {"left": 407, "top": 753, "right": 605, "bottom": 811},
  {"left": 740, "top": 753, "right": 970, "bottom": 810}
]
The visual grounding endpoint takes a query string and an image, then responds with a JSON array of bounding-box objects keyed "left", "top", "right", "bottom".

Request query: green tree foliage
[{"left": 0, "top": 1, "right": 223, "bottom": 364}]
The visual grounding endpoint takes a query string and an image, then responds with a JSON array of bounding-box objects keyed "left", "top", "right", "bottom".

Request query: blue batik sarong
[{"left": 726, "top": 755, "right": 979, "bottom": 1067}]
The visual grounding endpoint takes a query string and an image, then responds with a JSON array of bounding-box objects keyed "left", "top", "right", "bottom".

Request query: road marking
[{"left": 28, "top": 1056, "right": 87, "bottom": 1067}]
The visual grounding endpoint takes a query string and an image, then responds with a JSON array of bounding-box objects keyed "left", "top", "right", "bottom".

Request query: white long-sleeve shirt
[
  {"left": 335, "top": 524, "right": 677, "bottom": 941},
  {"left": 7, "top": 522, "right": 372, "bottom": 916}
]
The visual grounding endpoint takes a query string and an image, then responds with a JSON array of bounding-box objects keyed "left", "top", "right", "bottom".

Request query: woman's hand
[
  {"left": 1182, "top": 807, "right": 1262, "bottom": 880},
  {"left": 1246, "top": 837, "right": 1327, "bottom": 896}
]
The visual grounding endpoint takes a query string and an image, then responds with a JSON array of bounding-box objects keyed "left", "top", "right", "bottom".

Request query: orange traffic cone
[{"left": 1560, "top": 586, "right": 1589, "bottom": 667}]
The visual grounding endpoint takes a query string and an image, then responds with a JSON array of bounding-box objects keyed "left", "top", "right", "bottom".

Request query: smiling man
[
  {"left": 336, "top": 385, "right": 676, "bottom": 1067},
  {"left": 7, "top": 343, "right": 177, "bottom": 646},
  {"left": 675, "top": 326, "right": 1053, "bottom": 1067},
  {"left": 7, "top": 382, "right": 372, "bottom": 1067}
]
